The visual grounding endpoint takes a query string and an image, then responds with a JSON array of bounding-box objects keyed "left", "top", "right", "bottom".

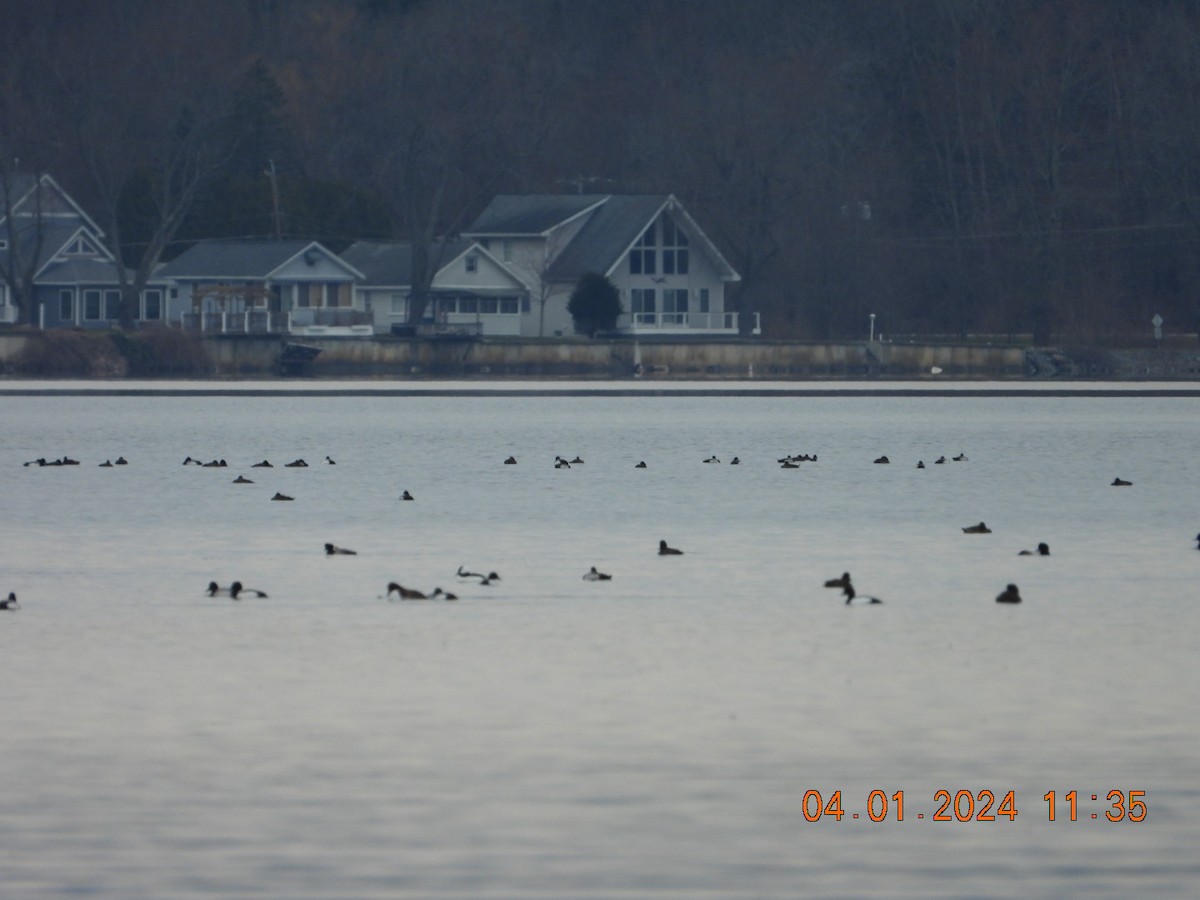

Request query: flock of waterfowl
[{"left": 7, "top": 447, "right": 1187, "bottom": 613}]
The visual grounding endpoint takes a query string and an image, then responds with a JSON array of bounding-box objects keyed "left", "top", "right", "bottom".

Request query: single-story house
[
  {"left": 340, "top": 239, "right": 531, "bottom": 336},
  {"left": 156, "top": 239, "right": 367, "bottom": 336},
  {"left": 461, "top": 193, "right": 751, "bottom": 337}
]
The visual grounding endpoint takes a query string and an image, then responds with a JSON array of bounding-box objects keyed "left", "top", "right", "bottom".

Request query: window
[
  {"left": 331, "top": 283, "right": 351, "bottom": 307},
  {"left": 629, "top": 223, "right": 656, "bottom": 275},
  {"left": 104, "top": 290, "right": 121, "bottom": 319},
  {"left": 65, "top": 236, "right": 98, "bottom": 256},
  {"left": 501, "top": 296, "right": 520, "bottom": 315},
  {"left": 631, "top": 288, "right": 656, "bottom": 323},
  {"left": 521, "top": 297, "right": 530, "bottom": 313},
  {"left": 459, "top": 297, "right": 478, "bottom": 314},
  {"left": 142, "top": 289, "right": 162, "bottom": 320},
  {"left": 663, "top": 289, "right": 689, "bottom": 324},
  {"left": 465, "top": 255, "right": 478, "bottom": 273},
  {"left": 84, "top": 290, "right": 101, "bottom": 320},
  {"left": 698, "top": 288, "right": 710, "bottom": 313},
  {"left": 661, "top": 215, "right": 689, "bottom": 275},
  {"left": 480, "top": 297, "right": 499, "bottom": 314},
  {"left": 390, "top": 293, "right": 407, "bottom": 315}
]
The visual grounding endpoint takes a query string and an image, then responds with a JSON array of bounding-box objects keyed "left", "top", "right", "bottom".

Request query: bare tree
[
  {"left": 0, "top": 169, "right": 47, "bottom": 326},
  {"left": 56, "top": 3, "right": 250, "bottom": 327}
]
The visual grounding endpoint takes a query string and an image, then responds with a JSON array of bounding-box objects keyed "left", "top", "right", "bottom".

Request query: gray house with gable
[{"left": 1, "top": 173, "right": 168, "bottom": 328}]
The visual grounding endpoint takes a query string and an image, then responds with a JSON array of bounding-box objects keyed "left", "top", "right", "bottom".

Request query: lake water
[{"left": 1, "top": 383, "right": 1198, "bottom": 898}]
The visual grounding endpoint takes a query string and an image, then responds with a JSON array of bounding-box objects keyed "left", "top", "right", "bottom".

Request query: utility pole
[{"left": 266, "top": 159, "right": 283, "bottom": 241}]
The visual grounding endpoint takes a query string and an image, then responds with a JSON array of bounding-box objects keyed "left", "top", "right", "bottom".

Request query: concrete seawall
[
  {"left": 203, "top": 336, "right": 1028, "bottom": 379},
  {"left": 5, "top": 330, "right": 1200, "bottom": 379}
]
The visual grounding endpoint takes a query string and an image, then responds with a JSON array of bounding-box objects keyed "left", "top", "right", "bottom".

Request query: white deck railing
[
  {"left": 628, "top": 311, "right": 761, "bottom": 334},
  {"left": 181, "top": 309, "right": 373, "bottom": 335}
]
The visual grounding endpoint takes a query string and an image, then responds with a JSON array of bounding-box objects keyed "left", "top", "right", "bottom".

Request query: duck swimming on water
[
  {"left": 1019, "top": 542, "right": 1050, "bottom": 556},
  {"left": 962, "top": 522, "right": 992, "bottom": 534},
  {"left": 996, "top": 584, "right": 1022, "bottom": 604},
  {"left": 386, "top": 582, "right": 427, "bottom": 600},
  {"left": 658, "top": 540, "right": 683, "bottom": 555},
  {"left": 0, "top": 592, "right": 18, "bottom": 610},
  {"left": 824, "top": 572, "right": 880, "bottom": 604},
  {"left": 457, "top": 566, "right": 500, "bottom": 585},
  {"left": 207, "top": 581, "right": 268, "bottom": 599},
  {"left": 325, "top": 543, "right": 357, "bottom": 555},
  {"left": 583, "top": 566, "right": 613, "bottom": 581}
]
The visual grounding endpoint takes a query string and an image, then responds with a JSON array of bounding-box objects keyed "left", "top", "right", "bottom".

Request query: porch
[
  {"left": 179, "top": 308, "right": 375, "bottom": 337},
  {"left": 624, "top": 311, "right": 761, "bottom": 336}
]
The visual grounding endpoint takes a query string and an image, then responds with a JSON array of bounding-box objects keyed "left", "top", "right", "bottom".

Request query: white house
[
  {"left": 341, "top": 239, "right": 530, "bottom": 336},
  {"left": 461, "top": 193, "right": 751, "bottom": 337}
]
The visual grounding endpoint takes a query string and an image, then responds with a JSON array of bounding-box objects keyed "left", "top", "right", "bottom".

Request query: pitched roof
[
  {"left": 465, "top": 195, "right": 608, "bottom": 236},
  {"left": 3, "top": 221, "right": 115, "bottom": 279},
  {"left": 341, "top": 239, "right": 472, "bottom": 286},
  {"left": 157, "top": 240, "right": 358, "bottom": 280},
  {"left": 35, "top": 257, "right": 126, "bottom": 285},
  {"left": 465, "top": 193, "right": 740, "bottom": 284},
  {"left": 1, "top": 173, "right": 105, "bottom": 235},
  {"left": 544, "top": 195, "right": 670, "bottom": 282}
]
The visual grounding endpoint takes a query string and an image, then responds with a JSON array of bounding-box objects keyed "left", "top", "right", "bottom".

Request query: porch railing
[
  {"left": 180, "top": 311, "right": 282, "bottom": 334},
  {"left": 628, "top": 311, "right": 761, "bottom": 334},
  {"left": 181, "top": 308, "right": 373, "bottom": 334}
]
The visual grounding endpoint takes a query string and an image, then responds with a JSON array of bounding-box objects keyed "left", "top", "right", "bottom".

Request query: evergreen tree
[{"left": 567, "top": 272, "right": 623, "bottom": 338}]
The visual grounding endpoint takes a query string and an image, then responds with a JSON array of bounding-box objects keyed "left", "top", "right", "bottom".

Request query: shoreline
[{"left": 3, "top": 378, "right": 1200, "bottom": 397}]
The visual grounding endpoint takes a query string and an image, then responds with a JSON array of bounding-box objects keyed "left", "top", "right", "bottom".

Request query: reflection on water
[{"left": 1, "top": 390, "right": 1198, "bottom": 898}]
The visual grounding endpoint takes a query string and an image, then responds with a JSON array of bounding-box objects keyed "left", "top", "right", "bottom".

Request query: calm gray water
[{"left": 1, "top": 388, "right": 1198, "bottom": 898}]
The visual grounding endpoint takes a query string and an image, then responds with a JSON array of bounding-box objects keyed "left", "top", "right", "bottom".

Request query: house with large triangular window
[{"left": 461, "top": 193, "right": 751, "bottom": 337}]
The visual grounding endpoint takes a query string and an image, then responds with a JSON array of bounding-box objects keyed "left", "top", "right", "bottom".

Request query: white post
[
  {"left": 869, "top": 313, "right": 876, "bottom": 342},
  {"left": 39, "top": 302, "right": 45, "bottom": 330}
]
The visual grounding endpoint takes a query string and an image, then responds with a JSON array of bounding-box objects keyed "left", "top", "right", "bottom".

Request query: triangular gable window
[{"left": 64, "top": 235, "right": 99, "bottom": 256}]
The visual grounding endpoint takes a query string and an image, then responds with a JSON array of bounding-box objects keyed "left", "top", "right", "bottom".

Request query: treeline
[{"left": 4, "top": 0, "right": 1200, "bottom": 341}]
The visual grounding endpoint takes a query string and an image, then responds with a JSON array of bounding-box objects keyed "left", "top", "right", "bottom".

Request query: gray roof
[
  {"left": 2, "top": 220, "right": 114, "bottom": 278},
  {"left": 2, "top": 173, "right": 104, "bottom": 232},
  {"left": 544, "top": 195, "right": 669, "bottom": 282},
  {"left": 463, "top": 193, "right": 739, "bottom": 284},
  {"left": 36, "top": 257, "right": 128, "bottom": 285},
  {"left": 341, "top": 239, "right": 472, "bottom": 286},
  {"left": 465, "top": 195, "right": 609, "bottom": 236},
  {"left": 157, "top": 240, "right": 351, "bottom": 279}
]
